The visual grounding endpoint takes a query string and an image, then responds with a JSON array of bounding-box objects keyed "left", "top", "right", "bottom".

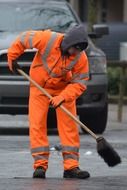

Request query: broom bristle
[{"left": 96, "top": 137, "right": 121, "bottom": 167}]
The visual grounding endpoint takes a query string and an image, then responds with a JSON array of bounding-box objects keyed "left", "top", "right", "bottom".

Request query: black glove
[{"left": 12, "top": 60, "right": 21, "bottom": 74}]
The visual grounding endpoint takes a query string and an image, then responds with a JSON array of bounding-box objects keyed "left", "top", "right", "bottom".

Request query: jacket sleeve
[
  {"left": 7, "top": 30, "right": 50, "bottom": 64},
  {"left": 60, "top": 52, "right": 89, "bottom": 102}
]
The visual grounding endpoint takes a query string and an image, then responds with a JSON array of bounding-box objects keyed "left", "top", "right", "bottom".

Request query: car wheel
[{"left": 80, "top": 103, "right": 108, "bottom": 134}]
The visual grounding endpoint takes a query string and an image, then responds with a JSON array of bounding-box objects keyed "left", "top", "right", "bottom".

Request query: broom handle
[{"left": 17, "top": 68, "right": 98, "bottom": 140}]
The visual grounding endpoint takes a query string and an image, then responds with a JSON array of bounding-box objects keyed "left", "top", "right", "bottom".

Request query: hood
[
  {"left": 0, "top": 32, "right": 20, "bottom": 50},
  {"left": 61, "top": 25, "right": 88, "bottom": 53}
]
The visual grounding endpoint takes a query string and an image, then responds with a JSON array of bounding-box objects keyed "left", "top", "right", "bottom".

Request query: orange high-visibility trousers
[{"left": 29, "top": 86, "right": 80, "bottom": 171}]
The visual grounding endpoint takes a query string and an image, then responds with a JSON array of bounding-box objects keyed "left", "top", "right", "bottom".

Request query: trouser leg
[
  {"left": 29, "top": 87, "right": 50, "bottom": 170},
  {"left": 56, "top": 100, "right": 80, "bottom": 170}
]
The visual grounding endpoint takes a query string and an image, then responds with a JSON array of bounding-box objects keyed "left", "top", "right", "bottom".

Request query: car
[
  {"left": 95, "top": 23, "right": 127, "bottom": 60},
  {"left": 0, "top": 0, "right": 108, "bottom": 134}
]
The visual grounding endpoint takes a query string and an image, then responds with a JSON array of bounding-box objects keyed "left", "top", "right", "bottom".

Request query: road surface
[{"left": 0, "top": 104, "right": 126, "bottom": 190}]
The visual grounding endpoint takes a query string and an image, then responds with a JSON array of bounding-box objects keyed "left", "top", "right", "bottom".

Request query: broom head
[{"left": 96, "top": 137, "right": 121, "bottom": 167}]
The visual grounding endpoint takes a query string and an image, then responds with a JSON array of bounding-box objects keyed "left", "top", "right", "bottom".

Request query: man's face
[{"left": 67, "top": 47, "right": 81, "bottom": 56}]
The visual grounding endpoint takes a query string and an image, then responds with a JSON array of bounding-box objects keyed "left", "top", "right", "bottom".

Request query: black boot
[
  {"left": 63, "top": 167, "right": 90, "bottom": 179},
  {"left": 33, "top": 166, "right": 46, "bottom": 178}
]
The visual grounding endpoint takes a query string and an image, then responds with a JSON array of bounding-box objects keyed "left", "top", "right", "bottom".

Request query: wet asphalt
[{"left": 0, "top": 104, "right": 127, "bottom": 190}]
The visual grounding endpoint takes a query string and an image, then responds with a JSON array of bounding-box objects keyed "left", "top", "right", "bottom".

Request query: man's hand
[
  {"left": 9, "top": 60, "right": 21, "bottom": 74},
  {"left": 50, "top": 95, "right": 65, "bottom": 108}
]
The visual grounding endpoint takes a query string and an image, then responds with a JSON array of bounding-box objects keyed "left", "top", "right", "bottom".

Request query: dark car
[
  {"left": 96, "top": 23, "right": 127, "bottom": 60},
  {"left": 0, "top": 0, "right": 108, "bottom": 133}
]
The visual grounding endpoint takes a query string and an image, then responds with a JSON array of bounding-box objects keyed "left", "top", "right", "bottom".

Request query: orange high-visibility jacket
[{"left": 8, "top": 30, "right": 89, "bottom": 101}]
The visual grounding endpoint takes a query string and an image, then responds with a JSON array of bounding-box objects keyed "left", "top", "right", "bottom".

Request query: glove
[
  {"left": 50, "top": 95, "right": 65, "bottom": 108},
  {"left": 9, "top": 60, "right": 21, "bottom": 74}
]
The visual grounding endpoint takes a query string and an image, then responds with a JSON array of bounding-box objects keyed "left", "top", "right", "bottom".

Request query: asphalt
[
  {"left": 0, "top": 104, "right": 126, "bottom": 190},
  {"left": 0, "top": 176, "right": 126, "bottom": 190},
  {"left": 0, "top": 131, "right": 127, "bottom": 190}
]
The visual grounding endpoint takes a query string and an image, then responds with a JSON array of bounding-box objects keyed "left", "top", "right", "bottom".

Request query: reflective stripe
[
  {"left": 20, "top": 31, "right": 35, "bottom": 48},
  {"left": 42, "top": 32, "right": 80, "bottom": 78},
  {"left": 42, "top": 32, "right": 57, "bottom": 77},
  {"left": 20, "top": 32, "right": 27, "bottom": 46},
  {"left": 65, "top": 54, "right": 80, "bottom": 71},
  {"left": 33, "top": 154, "right": 49, "bottom": 161},
  {"left": 70, "top": 72, "right": 89, "bottom": 87},
  {"left": 72, "top": 73, "right": 89, "bottom": 80},
  {"left": 31, "top": 146, "right": 49, "bottom": 154},
  {"left": 29, "top": 31, "right": 35, "bottom": 48},
  {"left": 63, "top": 154, "right": 79, "bottom": 161},
  {"left": 49, "top": 54, "right": 80, "bottom": 78},
  {"left": 71, "top": 79, "right": 87, "bottom": 86},
  {"left": 62, "top": 146, "right": 79, "bottom": 153}
]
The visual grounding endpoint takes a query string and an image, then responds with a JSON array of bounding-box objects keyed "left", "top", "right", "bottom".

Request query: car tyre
[{"left": 80, "top": 103, "right": 108, "bottom": 134}]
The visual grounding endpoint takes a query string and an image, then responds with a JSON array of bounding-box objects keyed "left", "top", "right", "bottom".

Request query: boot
[
  {"left": 63, "top": 167, "right": 90, "bottom": 179},
  {"left": 33, "top": 166, "right": 46, "bottom": 178}
]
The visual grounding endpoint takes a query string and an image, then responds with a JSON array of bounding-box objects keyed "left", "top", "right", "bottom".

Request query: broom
[{"left": 17, "top": 68, "right": 121, "bottom": 167}]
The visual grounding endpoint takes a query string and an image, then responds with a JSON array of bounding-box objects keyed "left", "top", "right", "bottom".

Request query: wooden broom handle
[{"left": 18, "top": 69, "right": 98, "bottom": 140}]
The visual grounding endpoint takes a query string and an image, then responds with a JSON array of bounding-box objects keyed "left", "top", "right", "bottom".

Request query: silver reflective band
[
  {"left": 31, "top": 146, "right": 49, "bottom": 154},
  {"left": 20, "top": 31, "right": 35, "bottom": 48},
  {"left": 20, "top": 32, "right": 27, "bottom": 46},
  {"left": 33, "top": 154, "right": 49, "bottom": 161},
  {"left": 65, "top": 54, "right": 80, "bottom": 71},
  {"left": 42, "top": 32, "right": 80, "bottom": 78},
  {"left": 62, "top": 146, "right": 79, "bottom": 153},
  {"left": 71, "top": 79, "right": 87, "bottom": 86},
  {"left": 72, "top": 73, "right": 89, "bottom": 80},
  {"left": 20, "top": 31, "right": 35, "bottom": 49},
  {"left": 42, "top": 32, "right": 57, "bottom": 77},
  {"left": 63, "top": 154, "right": 79, "bottom": 161},
  {"left": 29, "top": 31, "right": 35, "bottom": 49}
]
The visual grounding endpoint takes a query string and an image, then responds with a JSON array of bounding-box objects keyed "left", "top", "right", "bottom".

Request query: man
[{"left": 8, "top": 25, "right": 90, "bottom": 179}]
